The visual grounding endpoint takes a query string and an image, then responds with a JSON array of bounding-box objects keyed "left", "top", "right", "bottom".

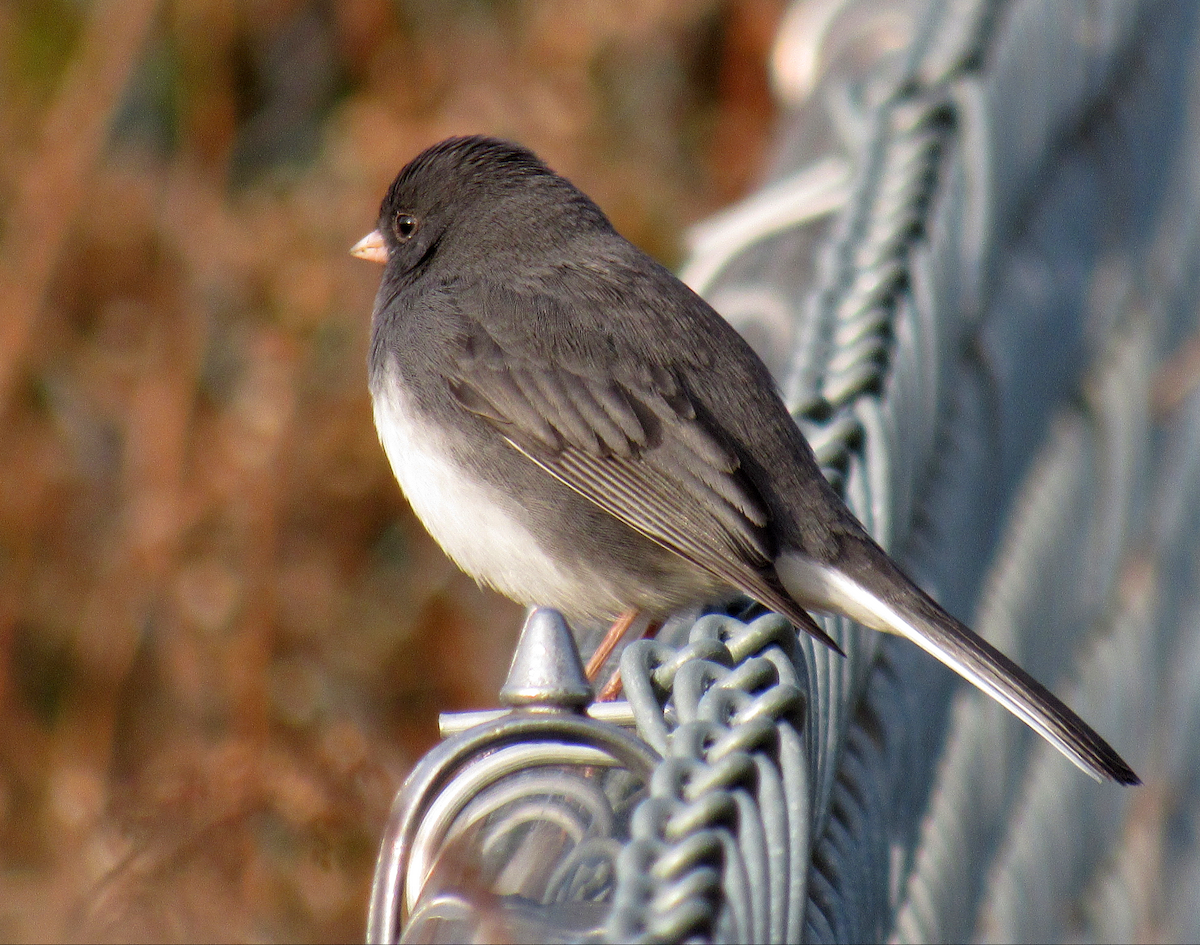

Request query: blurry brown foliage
[{"left": 0, "top": 0, "right": 782, "bottom": 940}]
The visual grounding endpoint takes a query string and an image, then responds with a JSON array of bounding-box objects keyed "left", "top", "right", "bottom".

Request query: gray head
[{"left": 358, "top": 136, "right": 615, "bottom": 280}]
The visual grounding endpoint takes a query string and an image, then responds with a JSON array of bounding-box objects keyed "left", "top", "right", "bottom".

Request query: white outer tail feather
[{"left": 775, "top": 552, "right": 1104, "bottom": 782}]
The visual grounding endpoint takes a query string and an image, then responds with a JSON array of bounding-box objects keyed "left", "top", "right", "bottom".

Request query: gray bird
[{"left": 352, "top": 135, "right": 1137, "bottom": 785}]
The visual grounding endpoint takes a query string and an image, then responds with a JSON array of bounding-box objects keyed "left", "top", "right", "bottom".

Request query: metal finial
[{"left": 499, "top": 607, "right": 593, "bottom": 709}]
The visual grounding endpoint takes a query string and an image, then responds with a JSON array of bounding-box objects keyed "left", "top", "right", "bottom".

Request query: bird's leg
[
  {"left": 595, "top": 662, "right": 630, "bottom": 701},
  {"left": 584, "top": 608, "right": 640, "bottom": 682},
  {"left": 587, "top": 611, "right": 661, "bottom": 702}
]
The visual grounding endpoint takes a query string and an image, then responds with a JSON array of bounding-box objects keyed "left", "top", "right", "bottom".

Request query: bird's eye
[{"left": 394, "top": 213, "right": 419, "bottom": 240}]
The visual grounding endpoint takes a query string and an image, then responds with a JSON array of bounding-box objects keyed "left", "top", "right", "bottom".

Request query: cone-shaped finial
[{"left": 499, "top": 607, "right": 593, "bottom": 709}]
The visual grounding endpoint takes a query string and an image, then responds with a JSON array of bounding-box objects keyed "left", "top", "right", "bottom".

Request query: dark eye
[{"left": 394, "top": 213, "right": 418, "bottom": 240}]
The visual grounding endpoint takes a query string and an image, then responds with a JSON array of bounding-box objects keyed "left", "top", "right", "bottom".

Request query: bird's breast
[{"left": 369, "top": 358, "right": 634, "bottom": 617}]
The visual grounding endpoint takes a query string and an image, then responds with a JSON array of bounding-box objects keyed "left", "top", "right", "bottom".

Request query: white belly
[{"left": 371, "top": 361, "right": 626, "bottom": 616}]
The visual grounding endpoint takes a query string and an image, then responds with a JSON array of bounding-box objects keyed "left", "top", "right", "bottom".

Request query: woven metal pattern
[{"left": 606, "top": 614, "right": 811, "bottom": 943}]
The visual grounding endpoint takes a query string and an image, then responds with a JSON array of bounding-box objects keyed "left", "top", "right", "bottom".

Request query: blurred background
[{"left": 0, "top": 0, "right": 788, "bottom": 940}]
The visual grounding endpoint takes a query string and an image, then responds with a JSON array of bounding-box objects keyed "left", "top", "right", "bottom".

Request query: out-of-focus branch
[{"left": 0, "top": 0, "right": 160, "bottom": 416}]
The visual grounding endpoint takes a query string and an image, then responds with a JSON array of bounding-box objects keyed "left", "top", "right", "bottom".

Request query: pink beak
[{"left": 350, "top": 229, "right": 387, "bottom": 264}]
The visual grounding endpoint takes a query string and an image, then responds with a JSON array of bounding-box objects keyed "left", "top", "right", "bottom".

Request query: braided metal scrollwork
[{"left": 606, "top": 614, "right": 811, "bottom": 943}]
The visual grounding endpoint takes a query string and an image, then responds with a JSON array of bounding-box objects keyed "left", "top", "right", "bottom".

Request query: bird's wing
[{"left": 445, "top": 320, "right": 837, "bottom": 649}]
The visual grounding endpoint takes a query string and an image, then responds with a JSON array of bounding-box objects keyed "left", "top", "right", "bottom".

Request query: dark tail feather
[
  {"left": 777, "top": 550, "right": 1139, "bottom": 785},
  {"left": 903, "top": 602, "right": 1140, "bottom": 785}
]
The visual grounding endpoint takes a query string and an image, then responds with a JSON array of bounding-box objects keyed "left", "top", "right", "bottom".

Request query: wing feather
[{"left": 446, "top": 322, "right": 838, "bottom": 650}]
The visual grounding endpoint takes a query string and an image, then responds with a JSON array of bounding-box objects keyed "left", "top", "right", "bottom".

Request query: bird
[{"left": 351, "top": 135, "right": 1138, "bottom": 785}]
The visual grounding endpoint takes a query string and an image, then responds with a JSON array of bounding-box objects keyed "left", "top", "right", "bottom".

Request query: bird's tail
[{"left": 776, "top": 546, "right": 1139, "bottom": 785}]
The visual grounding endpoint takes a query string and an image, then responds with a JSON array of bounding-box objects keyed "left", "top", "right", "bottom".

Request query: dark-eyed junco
[{"left": 352, "top": 135, "right": 1138, "bottom": 785}]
